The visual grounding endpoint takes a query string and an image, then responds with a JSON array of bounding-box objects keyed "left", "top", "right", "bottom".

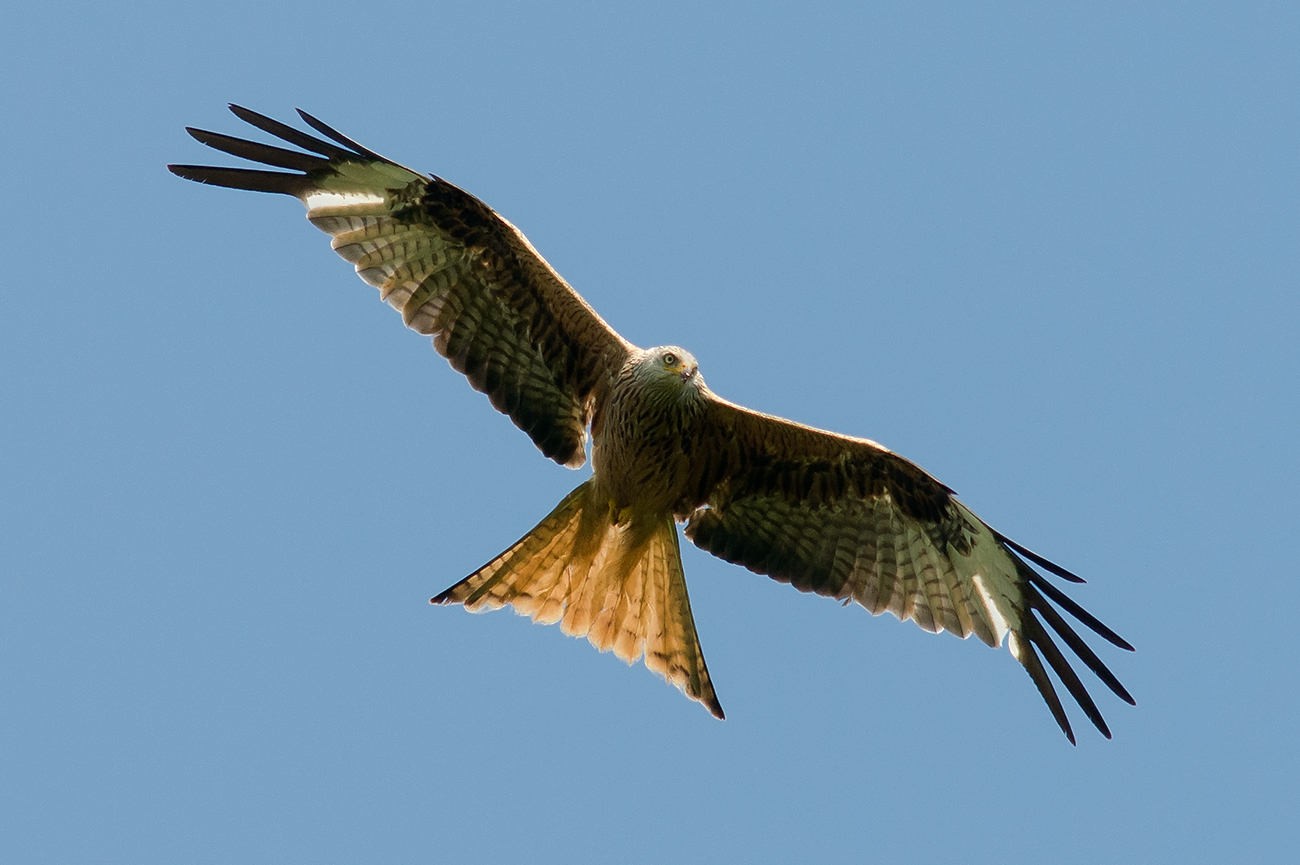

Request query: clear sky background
[{"left": 3, "top": 2, "right": 1297, "bottom": 863}]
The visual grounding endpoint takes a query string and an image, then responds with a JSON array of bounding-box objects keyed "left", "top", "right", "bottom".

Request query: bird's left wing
[
  {"left": 680, "top": 393, "right": 1134, "bottom": 743},
  {"left": 170, "top": 106, "right": 634, "bottom": 468}
]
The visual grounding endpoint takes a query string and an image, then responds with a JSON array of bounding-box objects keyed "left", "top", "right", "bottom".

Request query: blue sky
[{"left": 3, "top": 2, "right": 1298, "bottom": 863}]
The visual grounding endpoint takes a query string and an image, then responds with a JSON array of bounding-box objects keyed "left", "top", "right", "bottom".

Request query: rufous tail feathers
[{"left": 432, "top": 482, "right": 723, "bottom": 718}]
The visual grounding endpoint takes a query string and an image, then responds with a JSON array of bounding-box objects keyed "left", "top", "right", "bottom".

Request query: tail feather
[
  {"left": 433, "top": 485, "right": 593, "bottom": 615},
  {"left": 641, "top": 527, "right": 723, "bottom": 718},
  {"left": 433, "top": 482, "right": 723, "bottom": 718}
]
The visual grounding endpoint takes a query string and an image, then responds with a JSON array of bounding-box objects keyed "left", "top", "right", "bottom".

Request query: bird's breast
[{"left": 592, "top": 382, "right": 701, "bottom": 516}]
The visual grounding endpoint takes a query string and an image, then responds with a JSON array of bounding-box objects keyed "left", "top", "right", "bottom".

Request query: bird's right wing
[{"left": 170, "top": 105, "right": 634, "bottom": 468}]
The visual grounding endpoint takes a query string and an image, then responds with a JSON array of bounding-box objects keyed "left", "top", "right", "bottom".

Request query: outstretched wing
[
  {"left": 170, "top": 105, "right": 634, "bottom": 468},
  {"left": 681, "top": 394, "right": 1134, "bottom": 743}
]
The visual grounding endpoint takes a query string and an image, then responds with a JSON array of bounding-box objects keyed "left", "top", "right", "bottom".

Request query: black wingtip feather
[
  {"left": 185, "top": 127, "right": 326, "bottom": 173},
  {"left": 1024, "top": 614, "right": 1112, "bottom": 738},
  {"left": 998, "top": 554, "right": 1134, "bottom": 740},
  {"left": 1018, "top": 637, "right": 1077, "bottom": 745},
  {"left": 167, "top": 164, "right": 310, "bottom": 196},
  {"left": 296, "top": 108, "right": 385, "bottom": 160},
  {"left": 226, "top": 103, "right": 358, "bottom": 161},
  {"left": 1025, "top": 569, "right": 1135, "bottom": 651},
  {"left": 996, "top": 533, "right": 1086, "bottom": 583},
  {"left": 1028, "top": 587, "right": 1136, "bottom": 705}
]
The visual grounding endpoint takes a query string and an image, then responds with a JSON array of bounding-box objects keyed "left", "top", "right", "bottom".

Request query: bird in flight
[{"left": 170, "top": 105, "right": 1134, "bottom": 743}]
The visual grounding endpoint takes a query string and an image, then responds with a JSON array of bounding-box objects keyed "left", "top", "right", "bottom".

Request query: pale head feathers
[{"left": 627, "top": 346, "right": 706, "bottom": 405}]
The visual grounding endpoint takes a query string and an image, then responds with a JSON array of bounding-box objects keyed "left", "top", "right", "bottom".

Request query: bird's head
[{"left": 632, "top": 345, "right": 704, "bottom": 401}]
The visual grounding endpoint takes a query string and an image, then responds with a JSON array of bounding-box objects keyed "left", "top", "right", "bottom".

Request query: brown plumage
[{"left": 170, "top": 106, "right": 1134, "bottom": 742}]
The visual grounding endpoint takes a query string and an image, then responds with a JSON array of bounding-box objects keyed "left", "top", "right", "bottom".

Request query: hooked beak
[{"left": 679, "top": 366, "right": 696, "bottom": 382}]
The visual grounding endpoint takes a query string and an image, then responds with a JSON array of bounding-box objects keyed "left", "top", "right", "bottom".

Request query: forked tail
[{"left": 432, "top": 481, "right": 723, "bottom": 718}]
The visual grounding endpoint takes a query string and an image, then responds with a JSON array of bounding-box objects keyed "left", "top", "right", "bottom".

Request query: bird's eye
[{"left": 662, "top": 352, "right": 677, "bottom": 366}]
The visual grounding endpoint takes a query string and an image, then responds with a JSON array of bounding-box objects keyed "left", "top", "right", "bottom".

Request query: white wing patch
[
  {"left": 303, "top": 190, "right": 387, "bottom": 210},
  {"left": 970, "top": 574, "right": 1011, "bottom": 648},
  {"left": 950, "top": 501, "right": 1023, "bottom": 649}
]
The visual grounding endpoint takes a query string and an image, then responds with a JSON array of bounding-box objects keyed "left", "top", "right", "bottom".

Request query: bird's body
[
  {"left": 597, "top": 348, "right": 706, "bottom": 518},
  {"left": 170, "top": 106, "right": 1134, "bottom": 741}
]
